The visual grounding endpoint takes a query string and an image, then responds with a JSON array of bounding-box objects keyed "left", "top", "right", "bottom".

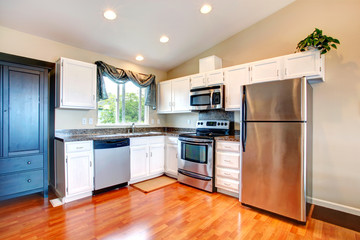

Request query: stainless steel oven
[
  {"left": 178, "top": 120, "right": 230, "bottom": 192},
  {"left": 190, "top": 85, "right": 224, "bottom": 111}
]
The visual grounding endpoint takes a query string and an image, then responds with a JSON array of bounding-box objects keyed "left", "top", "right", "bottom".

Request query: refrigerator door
[
  {"left": 245, "top": 78, "right": 306, "bottom": 121},
  {"left": 241, "top": 122, "right": 306, "bottom": 222}
]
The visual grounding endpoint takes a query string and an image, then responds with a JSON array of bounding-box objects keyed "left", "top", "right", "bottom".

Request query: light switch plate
[
  {"left": 88, "top": 118, "right": 93, "bottom": 124},
  {"left": 157, "top": 119, "right": 160, "bottom": 124},
  {"left": 151, "top": 119, "right": 154, "bottom": 124},
  {"left": 82, "top": 118, "right": 87, "bottom": 125}
]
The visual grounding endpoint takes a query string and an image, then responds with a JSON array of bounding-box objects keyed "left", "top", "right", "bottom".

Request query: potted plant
[{"left": 296, "top": 28, "right": 340, "bottom": 54}]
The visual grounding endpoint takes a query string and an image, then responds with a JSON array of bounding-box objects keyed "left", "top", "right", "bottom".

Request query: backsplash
[{"left": 199, "top": 109, "right": 236, "bottom": 134}]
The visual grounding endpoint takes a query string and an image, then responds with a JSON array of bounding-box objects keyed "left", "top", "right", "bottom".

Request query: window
[{"left": 97, "top": 77, "right": 148, "bottom": 124}]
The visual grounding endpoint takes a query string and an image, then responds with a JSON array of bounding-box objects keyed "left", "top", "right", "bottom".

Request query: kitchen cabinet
[
  {"left": 215, "top": 141, "right": 241, "bottom": 198},
  {"left": 223, "top": 64, "right": 249, "bottom": 111},
  {"left": 55, "top": 57, "right": 97, "bottom": 109},
  {"left": 190, "top": 69, "right": 224, "bottom": 89},
  {"left": 54, "top": 140, "right": 94, "bottom": 203},
  {"left": 283, "top": 50, "right": 324, "bottom": 81},
  {"left": 250, "top": 57, "right": 282, "bottom": 84},
  {"left": 165, "top": 137, "right": 178, "bottom": 178},
  {"left": 130, "top": 136, "right": 165, "bottom": 183},
  {"left": 0, "top": 62, "right": 49, "bottom": 201},
  {"left": 157, "top": 77, "right": 190, "bottom": 113}
]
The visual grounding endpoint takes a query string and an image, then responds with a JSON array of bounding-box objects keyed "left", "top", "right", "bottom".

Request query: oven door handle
[
  {"left": 178, "top": 169, "right": 212, "bottom": 181},
  {"left": 179, "top": 139, "right": 213, "bottom": 145}
]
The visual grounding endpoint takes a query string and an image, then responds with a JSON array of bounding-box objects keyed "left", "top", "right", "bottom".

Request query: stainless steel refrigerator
[{"left": 240, "top": 77, "right": 312, "bottom": 222}]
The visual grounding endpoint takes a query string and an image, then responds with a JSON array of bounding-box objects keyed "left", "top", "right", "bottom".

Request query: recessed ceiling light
[
  {"left": 104, "top": 10, "right": 117, "bottom": 20},
  {"left": 160, "top": 35, "right": 169, "bottom": 43},
  {"left": 200, "top": 4, "right": 212, "bottom": 14},
  {"left": 136, "top": 55, "right": 144, "bottom": 61}
]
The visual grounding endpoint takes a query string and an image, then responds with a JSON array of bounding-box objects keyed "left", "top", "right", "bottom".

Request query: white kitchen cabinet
[
  {"left": 149, "top": 144, "right": 165, "bottom": 175},
  {"left": 215, "top": 140, "right": 241, "bottom": 198},
  {"left": 55, "top": 57, "right": 97, "bottom": 109},
  {"left": 190, "top": 69, "right": 224, "bottom": 89},
  {"left": 130, "top": 136, "right": 165, "bottom": 183},
  {"left": 157, "top": 77, "right": 190, "bottom": 114},
  {"left": 165, "top": 137, "right": 178, "bottom": 178},
  {"left": 54, "top": 140, "right": 94, "bottom": 203},
  {"left": 223, "top": 64, "right": 250, "bottom": 111},
  {"left": 283, "top": 50, "right": 324, "bottom": 81},
  {"left": 130, "top": 145, "right": 148, "bottom": 180},
  {"left": 250, "top": 57, "right": 282, "bottom": 84}
]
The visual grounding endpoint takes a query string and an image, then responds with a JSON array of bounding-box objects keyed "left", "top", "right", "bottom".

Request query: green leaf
[
  {"left": 321, "top": 49, "right": 327, "bottom": 54},
  {"left": 331, "top": 44, "right": 337, "bottom": 49},
  {"left": 333, "top": 38, "right": 340, "bottom": 44}
]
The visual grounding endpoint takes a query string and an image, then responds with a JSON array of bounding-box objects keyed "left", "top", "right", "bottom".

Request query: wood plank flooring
[{"left": 0, "top": 183, "right": 359, "bottom": 239}]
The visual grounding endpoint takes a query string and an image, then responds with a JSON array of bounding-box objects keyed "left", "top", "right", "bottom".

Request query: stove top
[{"left": 179, "top": 120, "right": 230, "bottom": 140}]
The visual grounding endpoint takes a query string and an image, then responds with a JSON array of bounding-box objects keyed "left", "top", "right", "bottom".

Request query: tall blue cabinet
[{"left": 0, "top": 54, "right": 54, "bottom": 201}]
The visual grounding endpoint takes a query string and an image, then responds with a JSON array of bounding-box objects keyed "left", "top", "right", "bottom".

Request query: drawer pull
[
  {"left": 224, "top": 172, "right": 230, "bottom": 176},
  {"left": 76, "top": 147, "right": 84, "bottom": 149},
  {"left": 27, "top": 179, "right": 32, "bottom": 183},
  {"left": 224, "top": 183, "right": 231, "bottom": 186},
  {"left": 224, "top": 146, "right": 232, "bottom": 149},
  {"left": 27, "top": 161, "right": 31, "bottom": 165},
  {"left": 224, "top": 159, "right": 231, "bottom": 162}
]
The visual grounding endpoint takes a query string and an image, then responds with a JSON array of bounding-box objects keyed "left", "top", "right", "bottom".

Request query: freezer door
[
  {"left": 245, "top": 78, "right": 307, "bottom": 121},
  {"left": 241, "top": 122, "right": 306, "bottom": 222}
]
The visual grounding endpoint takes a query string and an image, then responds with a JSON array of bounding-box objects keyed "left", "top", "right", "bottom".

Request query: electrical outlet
[
  {"left": 157, "top": 119, "right": 160, "bottom": 124},
  {"left": 88, "top": 118, "right": 93, "bottom": 125},
  {"left": 187, "top": 119, "right": 191, "bottom": 125},
  {"left": 151, "top": 119, "right": 154, "bottom": 124},
  {"left": 82, "top": 118, "right": 87, "bottom": 125}
]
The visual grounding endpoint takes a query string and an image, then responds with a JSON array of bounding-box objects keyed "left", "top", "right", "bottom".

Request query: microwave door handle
[{"left": 210, "top": 90, "right": 213, "bottom": 106}]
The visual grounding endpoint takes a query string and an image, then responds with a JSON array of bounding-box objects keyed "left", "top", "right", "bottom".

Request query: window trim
[{"left": 97, "top": 79, "right": 149, "bottom": 125}]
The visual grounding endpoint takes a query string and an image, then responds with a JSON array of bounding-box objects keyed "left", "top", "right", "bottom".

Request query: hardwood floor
[{"left": 0, "top": 183, "right": 359, "bottom": 240}]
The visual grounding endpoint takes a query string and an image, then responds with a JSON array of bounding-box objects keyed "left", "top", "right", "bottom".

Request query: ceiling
[{"left": 0, "top": 0, "right": 294, "bottom": 71}]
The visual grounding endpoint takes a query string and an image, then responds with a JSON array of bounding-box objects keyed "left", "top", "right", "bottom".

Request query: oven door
[{"left": 178, "top": 138, "right": 214, "bottom": 177}]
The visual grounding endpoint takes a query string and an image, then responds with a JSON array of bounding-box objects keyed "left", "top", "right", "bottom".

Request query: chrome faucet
[{"left": 131, "top": 123, "right": 135, "bottom": 133}]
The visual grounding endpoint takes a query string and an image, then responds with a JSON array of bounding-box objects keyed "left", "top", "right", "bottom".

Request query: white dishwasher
[{"left": 93, "top": 138, "right": 130, "bottom": 193}]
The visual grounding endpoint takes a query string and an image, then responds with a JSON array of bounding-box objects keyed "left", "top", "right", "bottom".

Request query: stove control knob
[{"left": 225, "top": 123, "right": 228, "bottom": 126}]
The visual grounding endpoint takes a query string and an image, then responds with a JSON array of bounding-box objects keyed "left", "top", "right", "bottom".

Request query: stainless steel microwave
[{"left": 190, "top": 85, "right": 224, "bottom": 111}]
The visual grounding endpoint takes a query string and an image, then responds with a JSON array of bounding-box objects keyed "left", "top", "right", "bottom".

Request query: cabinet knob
[
  {"left": 27, "top": 161, "right": 31, "bottom": 165},
  {"left": 27, "top": 179, "right": 32, "bottom": 183}
]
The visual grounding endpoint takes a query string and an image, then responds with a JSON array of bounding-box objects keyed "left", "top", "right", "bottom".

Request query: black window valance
[{"left": 95, "top": 61, "right": 156, "bottom": 109}]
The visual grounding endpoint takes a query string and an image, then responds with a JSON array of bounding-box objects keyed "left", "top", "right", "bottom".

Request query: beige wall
[
  {"left": 167, "top": 0, "right": 360, "bottom": 213},
  {"left": 0, "top": 26, "right": 168, "bottom": 129}
]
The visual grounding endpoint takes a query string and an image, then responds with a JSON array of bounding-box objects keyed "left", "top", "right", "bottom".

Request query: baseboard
[{"left": 307, "top": 196, "right": 360, "bottom": 216}]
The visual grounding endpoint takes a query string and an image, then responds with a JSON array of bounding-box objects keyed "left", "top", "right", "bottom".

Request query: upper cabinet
[
  {"left": 157, "top": 76, "right": 190, "bottom": 114},
  {"left": 283, "top": 50, "right": 324, "bottom": 81},
  {"left": 56, "top": 57, "right": 97, "bottom": 109},
  {"left": 250, "top": 57, "right": 282, "bottom": 84},
  {"left": 190, "top": 69, "right": 224, "bottom": 89},
  {"left": 223, "top": 64, "right": 250, "bottom": 111}
]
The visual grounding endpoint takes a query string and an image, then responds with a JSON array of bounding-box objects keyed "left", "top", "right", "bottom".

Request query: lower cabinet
[
  {"left": 130, "top": 136, "right": 165, "bottom": 183},
  {"left": 215, "top": 140, "right": 241, "bottom": 197},
  {"left": 54, "top": 140, "right": 94, "bottom": 203},
  {"left": 165, "top": 137, "right": 178, "bottom": 178}
]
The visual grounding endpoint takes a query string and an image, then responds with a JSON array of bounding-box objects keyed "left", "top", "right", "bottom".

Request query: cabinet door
[
  {"left": 66, "top": 151, "right": 93, "bottom": 195},
  {"left": 3, "top": 66, "right": 45, "bottom": 157},
  {"left": 130, "top": 145, "right": 148, "bottom": 180},
  {"left": 60, "top": 58, "right": 96, "bottom": 109},
  {"left": 172, "top": 77, "right": 190, "bottom": 112},
  {"left": 251, "top": 57, "right": 282, "bottom": 84},
  {"left": 206, "top": 69, "right": 224, "bottom": 86},
  {"left": 224, "top": 64, "right": 249, "bottom": 110},
  {"left": 284, "top": 51, "right": 322, "bottom": 79},
  {"left": 157, "top": 81, "right": 172, "bottom": 113},
  {"left": 190, "top": 73, "right": 206, "bottom": 89},
  {"left": 165, "top": 144, "right": 178, "bottom": 176},
  {"left": 149, "top": 144, "right": 164, "bottom": 175}
]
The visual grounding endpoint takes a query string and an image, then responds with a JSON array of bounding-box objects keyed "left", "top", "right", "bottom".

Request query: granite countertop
[
  {"left": 55, "top": 128, "right": 195, "bottom": 142},
  {"left": 215, "top": 135, "right": 240, "bottom": 142}
]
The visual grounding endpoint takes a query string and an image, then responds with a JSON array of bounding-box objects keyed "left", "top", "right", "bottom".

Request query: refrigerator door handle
[{"left": 242, "top": 86, "right": 247, "bottom": 152}]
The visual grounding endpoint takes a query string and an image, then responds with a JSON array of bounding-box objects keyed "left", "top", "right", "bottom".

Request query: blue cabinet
[{"left": 0, "top": 62, "right": 49, "bottom": 201}]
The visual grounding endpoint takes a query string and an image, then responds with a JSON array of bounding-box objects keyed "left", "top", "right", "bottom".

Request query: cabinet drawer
[
  {"left": 0, "top": 155, "right": 43, "bottom": 174},
  {"left": 0, "top": 170, "right": 43, "bottom": 196},
  {"left": 131, "top": 136, "right": 165, "bottom": 146},
  {"left": 216, "top": 167, "right": 239, "bottom": 181},
  {"left": 216, "top": 177, "right": 239, "bottom": 193},
  {"left": 66, "top": 141, "right": 92, "bottom": 153},
  {"left": 167, "top": 137, "right": 178, "bottom": 145},
  {"left": 216, "top": 141, "right": 240, "bottom": 152},
  {"left": 216, "top": 152, "right": 240, "bottom": 169}
]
